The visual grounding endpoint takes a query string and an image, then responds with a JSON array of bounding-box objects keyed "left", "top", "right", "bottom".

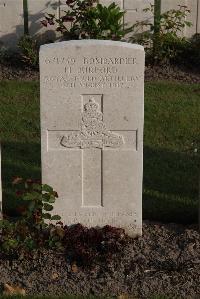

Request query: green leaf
[
  {"left": 42, "top": 184, "right": 53, "bottom": 193},
  {"left": 23, "top": 194, "right": 34, "bottom": 201},
  {"left": 32, "top": 183, "right": 42, "bottom": 191},
  {"left": 110, "top": 25, "right": 116, "bottom": 31},
  {"left": 42, "top": 193, "right": 50, "bottom": 202},
  {"left": 49, "top": 196, "right": 56, "bottom": 204},
  {"left": 42, "top": 213, "right": 52, "bottom": 220},
  {"left": 51, "top": 215, "right": 61, "bottom": 221},
  {"left": 43, "top": 203, "right": 53, "bottom": 211},
  {"left": 185, "top": 21, "right": 192, "bottom": 27}
]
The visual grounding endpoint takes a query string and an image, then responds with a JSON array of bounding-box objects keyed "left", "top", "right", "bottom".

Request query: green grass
[
  {"left": 144, "top": 82, "right": 200, "bottom": 222},
  {"left": 0, "top": 81, "right": 40, "bottom": 214},
  {"left": 0, "top": 80, "right": 199, "bottom": 223}
]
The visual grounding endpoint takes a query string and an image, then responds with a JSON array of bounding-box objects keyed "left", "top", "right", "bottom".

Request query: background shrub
[
  {"left": 130, "top": 4, "right": 192, "bottom": 65},
  {"left": 41, "top": 0, "right": 131, "bottom": 41}
]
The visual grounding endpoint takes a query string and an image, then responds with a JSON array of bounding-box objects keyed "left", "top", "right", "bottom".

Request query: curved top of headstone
[{"left": 40, "top": 40, "right": 144, "bottom": 52}]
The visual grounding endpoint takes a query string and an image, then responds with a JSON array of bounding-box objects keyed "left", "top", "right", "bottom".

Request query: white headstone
[{"left": 40, "top": 40, "right": 144, "bottom": 237}]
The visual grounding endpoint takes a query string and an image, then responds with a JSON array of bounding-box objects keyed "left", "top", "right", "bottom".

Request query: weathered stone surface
[{"left": 40, "top": 40, "right": 144, "bottom": 236}]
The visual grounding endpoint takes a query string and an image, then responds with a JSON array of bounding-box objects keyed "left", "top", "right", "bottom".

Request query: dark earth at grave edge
[{"left": 0, "top": 221, "right": 199, "bottom": 299}]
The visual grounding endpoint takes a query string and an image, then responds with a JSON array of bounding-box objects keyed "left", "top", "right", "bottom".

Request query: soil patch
[
  {"left": 0, "top": 221, "right": 199, "bottom": 299},
  {"left": 0, "top": 55, "right": 38, "bottom": 81},
  {"left": 145, "top": 65, "right": 200, "bottom": 84}
]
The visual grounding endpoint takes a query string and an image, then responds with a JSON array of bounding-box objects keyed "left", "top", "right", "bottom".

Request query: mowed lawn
[{"left": 0, "top": 80, "right": 199, "bottom": 223}]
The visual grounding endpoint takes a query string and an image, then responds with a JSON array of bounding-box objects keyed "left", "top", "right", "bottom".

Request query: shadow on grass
[
  {"left": 1, "top": 141, "right": 199, "bottom": 223},
  {"left": 1, "top": 140, "right": 41, "bottom": 216},
  {"left": 143, "top": 146, "right": 199, "bottom": 223}
]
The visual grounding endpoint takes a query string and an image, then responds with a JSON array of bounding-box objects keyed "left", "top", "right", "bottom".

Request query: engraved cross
[{"left": 54, "top": 94, "right": 136, "bottom": 208}]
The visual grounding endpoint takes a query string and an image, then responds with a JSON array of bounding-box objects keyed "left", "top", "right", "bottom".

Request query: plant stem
[
  {"left": 153, "top": 0, "right": 161, "bottom": 63},
  {"left": 23, "top": 0, "right": 29, "bottom": 35}
]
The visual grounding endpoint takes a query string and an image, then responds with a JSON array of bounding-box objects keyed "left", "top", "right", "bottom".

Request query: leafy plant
[
  {"left": 0, "top": 178, "right": 128, "bottom": 265},
  {"left": 0, "top": 178, "right": 61, "bottom": 255},
  {"left": 12, "top": 177, "right": 61, "bottom": 227},
  {"left": 41, "top": 0, "right": 131, "bottom": 40},
  {"left": 18, "top": 35, "right": 39, "bottom": 68},
  {"left": 130, "top": 4, "right": 192, "bottom": 64}
]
